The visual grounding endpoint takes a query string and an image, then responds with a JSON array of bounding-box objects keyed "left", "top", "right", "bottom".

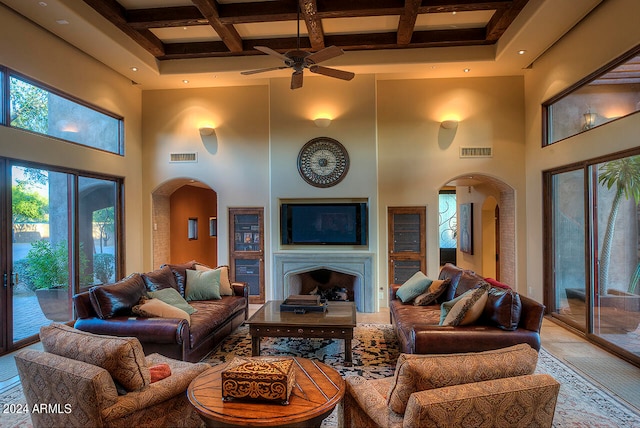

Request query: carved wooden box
[{"left": 221, "top": 357, "right": 295, "bottom": 405}]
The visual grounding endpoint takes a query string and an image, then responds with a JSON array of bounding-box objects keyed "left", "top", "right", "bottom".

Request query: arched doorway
[
  {"left": 151, "top": 179, "right": 218, "bottom": 268},
  {"left": 440, "top": 174, "right": 515, "bottom": 285}
]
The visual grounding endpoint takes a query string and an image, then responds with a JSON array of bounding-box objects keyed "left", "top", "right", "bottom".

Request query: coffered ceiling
[{"left": 1, "top": 0, "right": 603, "bottom": 89}]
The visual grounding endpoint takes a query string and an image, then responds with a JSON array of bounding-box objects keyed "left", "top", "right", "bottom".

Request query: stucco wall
[
  {"left": 0, "top": 5, "right": 144, "bottom": 274},
  {"left": 524, "top": 0, "right": 640, "bottom": 303}
]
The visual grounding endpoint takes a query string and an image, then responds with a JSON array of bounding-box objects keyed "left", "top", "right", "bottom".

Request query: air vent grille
[
  {"left": 170, "top": 152, "right": 197, "bottom": 163},
  {"left": 460, "top": 147, "right": 492, "bottom": 158}
]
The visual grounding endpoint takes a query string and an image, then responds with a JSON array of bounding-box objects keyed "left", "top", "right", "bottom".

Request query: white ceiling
[{"left": 1, "top": 0, "right": 603, "bottom": 90}]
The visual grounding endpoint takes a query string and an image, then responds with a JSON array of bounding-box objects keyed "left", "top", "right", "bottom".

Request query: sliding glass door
[
  {"left": 546, "top": 151, "right": 640, "bottom": 363},
  {"left": 1, "top": 159, "right": 122, "bottom": 354}
]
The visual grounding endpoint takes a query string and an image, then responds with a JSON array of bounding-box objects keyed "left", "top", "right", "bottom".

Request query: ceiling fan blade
[
  {"left": 305, "top": 45, "right": 344, "bottom": 65},
  {"left": 241, "top": 66, "right": 288, "bottom": 75},
  {"left": 309, "top": 65, "right": 355, "bottom": 81},
  {"left": 291, "top": 70, "right": 303, "bottom": 89},
  {"left": 254, "top": 46, "right": 290, "bottom": 62}
]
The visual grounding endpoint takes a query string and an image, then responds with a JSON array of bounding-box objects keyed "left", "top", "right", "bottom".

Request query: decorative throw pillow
[
  {"left": 440, "top": 282, "right": 490, "bottom": 326},
  {"left": 142, "top": 265, "right": 180, "bottom": 293},
  {"left": 484, "top": 277, "right": 511, "bottom": 290},
  {"left": 40, "top": 323, "right": 150, "bottom": 392},
  {"left": 148, "top": 287, "right": 197, "bottom": 315},
  {"left": 482, "top": 287, "right": 522, "bottom": 330},
  {"left": 149, "top": 363, "right": 172, "bottom": 383},
  {"left": 195, "top": 264, "right": 234, "bottom": 296},
  {"left": 89, "top": 273, "right": 147, "bottom": 319},
  {"left": 132, "top": 297, "right": 191, "bottom": 325},
  {"left": 413, "top": 279, "right": 450, "bottom": 306},
  {"left": 160, "top": 260, "right": 197, "bottom": 296},
  {"left": 396, "top": 271, "right": 432, "bottom": 303},
  {"left": 185, "top": 268, "right": 222, "bottom": 301}
]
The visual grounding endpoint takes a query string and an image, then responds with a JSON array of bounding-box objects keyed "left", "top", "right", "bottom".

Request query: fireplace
[{"left": 273, "top": 252, "right": 375, "bottom": 312}]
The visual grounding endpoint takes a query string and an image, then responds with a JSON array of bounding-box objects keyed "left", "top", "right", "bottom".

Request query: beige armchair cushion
[
  {"left": 387, "top": 343, "right": 538, "bottom": 414},
  {"left": 40, "top": 323, "right": 150, "bottom": 392},
  {"left": 404, "top": 374, "right": 559, "bottom": 427}
]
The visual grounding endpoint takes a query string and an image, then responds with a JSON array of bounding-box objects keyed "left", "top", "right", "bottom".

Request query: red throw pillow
[
  {"left": 149, "top": 363, "right": 172, "bottom": 383},
  {"left": 484, "top": 277, "right": 511, "bottom": 290}
]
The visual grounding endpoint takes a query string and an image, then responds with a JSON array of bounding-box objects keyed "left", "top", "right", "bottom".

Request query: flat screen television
[{"left": 280, "top": 202, "right": 368, "bottom": 245}]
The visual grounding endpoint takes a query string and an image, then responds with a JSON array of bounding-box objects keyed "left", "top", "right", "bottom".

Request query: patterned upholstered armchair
[
  {"left": 14, "top": 323, "right": 209, "bottom": 428},
  {"left": 341, "top": 344, "right": 560, "bottom": 428}
]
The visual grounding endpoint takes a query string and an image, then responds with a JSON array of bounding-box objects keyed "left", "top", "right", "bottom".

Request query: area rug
[{"left": 1, "top": 324, "right": 639, "bottom": 428}]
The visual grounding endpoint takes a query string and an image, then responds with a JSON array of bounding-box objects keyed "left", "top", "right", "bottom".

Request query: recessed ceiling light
[
  {"left": 518, "top": 50, "right": 527, "bottom": 55},
  {"left": 183, "top": 80, "right": 189, "bottom": 84},
  {"left": 56, "top": 19, "right": 69, "bottom": 25},
  {"left": 463, "top": 68, "right": 470, "bottom": 73},
  {"left": 131, "top": 67, "right": 138, "bottom": 72},
  {"left": 452, "top": 11, "right": 457, "bottom": 15}
]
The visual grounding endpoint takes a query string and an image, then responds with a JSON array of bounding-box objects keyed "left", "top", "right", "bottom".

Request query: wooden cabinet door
[
  {"left": 388, "top": 207, "right": 426, "bottom": 285},
  {"left": 229, "top": 208, "right": 264, "bottom": 304}
]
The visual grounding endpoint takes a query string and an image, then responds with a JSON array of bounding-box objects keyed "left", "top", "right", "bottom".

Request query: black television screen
[{"left": 281, "top": 202, "right": 367, "bottom": 245}]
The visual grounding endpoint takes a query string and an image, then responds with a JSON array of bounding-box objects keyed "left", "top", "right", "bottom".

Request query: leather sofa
[
  {"left": 74, "top": 261, "right": 248, "bottom": 362},
  {"left": 389, "top": 263, "right": 545, "bottom": 355}
]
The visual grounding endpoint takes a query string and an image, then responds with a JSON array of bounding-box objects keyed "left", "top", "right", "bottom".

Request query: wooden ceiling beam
[
  {"left": 191, "top": 0, "right": 243, "bottom": 53},
  {"left": 300, "top": 0, "right": 325, "bottom": 51},
  {"left": 397, "top": 0, "right": 421, "bottom": 45},
  {"left": 485, "top": 0, "right": 528, "bottom": 42},
  {"left": 82, "top": 0, "right": 165, "bottom": 57}
]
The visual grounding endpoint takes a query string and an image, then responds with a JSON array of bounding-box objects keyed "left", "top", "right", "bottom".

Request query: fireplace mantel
[{"left": 273, "top": 252, "right": 375, "bottom": 313}]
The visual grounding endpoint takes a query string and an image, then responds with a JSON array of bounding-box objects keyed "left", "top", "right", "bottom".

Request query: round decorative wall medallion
[{"left": 297, "top": 137, "right": 350, "bottom": 188}]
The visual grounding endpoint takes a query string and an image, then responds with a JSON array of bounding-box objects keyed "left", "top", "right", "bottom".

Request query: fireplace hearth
[{"left": 274, "top": 252, "right": 375, "bottom": 312}]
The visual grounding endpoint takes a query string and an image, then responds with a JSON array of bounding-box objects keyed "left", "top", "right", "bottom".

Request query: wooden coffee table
[
  {"left": 187, "top": 357, "right": 345, "bottom": 427},
  {"left": 247, "top": 300, "right": 357, "bottom": 366}
]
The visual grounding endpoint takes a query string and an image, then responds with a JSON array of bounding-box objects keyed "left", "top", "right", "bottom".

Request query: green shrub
[
  {"left": 94, "top": 253, "right": 115, "bottom": 284},
  {"left": 23, "top": 240, "right": 69, "bottom": 291}
]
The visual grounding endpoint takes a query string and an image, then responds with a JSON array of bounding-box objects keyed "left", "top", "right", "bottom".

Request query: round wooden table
[{"left": 187, "top": 357, "right": 345, "bottom": 427}]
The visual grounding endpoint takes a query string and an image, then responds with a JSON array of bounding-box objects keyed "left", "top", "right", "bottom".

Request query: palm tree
[{"left": 597, "top": 155, "right": 640, "bottom": 295}]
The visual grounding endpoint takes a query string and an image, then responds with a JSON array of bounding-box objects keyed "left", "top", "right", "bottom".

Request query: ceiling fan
[{"left": 240, "top": 8, "right": 355, "bottom": 89}]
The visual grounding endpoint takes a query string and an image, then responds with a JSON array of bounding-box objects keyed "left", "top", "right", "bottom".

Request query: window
[
  {"left": 6, "top": 162, "right": 123, "bottom": 346},
  {"left": 439, "top": 190, "right": 457, "bottom": 265},
  {"left": 6, "top": 70, "right": 123, "bottom": 154},
  {"left": 545, "top": 150, "right": 640, "bottom": 363},
  {"left": 543, "top": 45, "right": 640, "bottom": 146}
]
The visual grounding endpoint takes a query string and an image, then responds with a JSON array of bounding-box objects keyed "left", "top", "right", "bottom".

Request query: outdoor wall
[
  {"left": 0, "top": 5, "right": 145, "bottom": 274},
  {"left": 524, "top": 0, "right": 640, "bottom": 303}
]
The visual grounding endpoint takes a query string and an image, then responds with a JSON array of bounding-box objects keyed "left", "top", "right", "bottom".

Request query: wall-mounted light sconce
[
  {"left": 199, "top": 127, "right": 216, "bottom": 136},
  {"left": 313, "top": 117, "right": 332, "bottom": 128},
  {"left": 441, "top": 120, "right": 459, "bottom": 130},
  {"left": 583, "top": 111, "right": 597, "bottom": 130}
]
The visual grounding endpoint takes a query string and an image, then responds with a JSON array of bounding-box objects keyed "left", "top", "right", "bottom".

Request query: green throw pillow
[
  {"left": 396, "top": 271, "right": 433, "bottom": 303},
  {"left": 185, "top": 268, "right": 222, "bottom": 301},
  {"left": 148, "top": 287, "right": 197, "bottom": 315}
]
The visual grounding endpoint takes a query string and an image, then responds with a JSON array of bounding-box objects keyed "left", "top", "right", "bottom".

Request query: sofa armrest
[
  {"left": 389, "top": 284, "right": 401, "bottom": 301},
  {"left": 345, "top": 376, "right": 402, "bottom": 428},
  {"left": 102, "top": 354, "right": 209, "bottom": 421},
  {"left": 519, "top": 295, "right": 546, "bottom": 332},
  {"left": 404, "top": 374, "right": 559, "bottom": 428},
  {"left": 411, "top": 324, "right": 541, "bottom": 353},
  {"left": 15, "top": 349, "right": 119, "bottom": 427},
  {"left": 232, "top": 282, "right": 250, "bottom": 320},
  {"left": 74, "top": 316, "right": 189, "bottom": 345}
]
